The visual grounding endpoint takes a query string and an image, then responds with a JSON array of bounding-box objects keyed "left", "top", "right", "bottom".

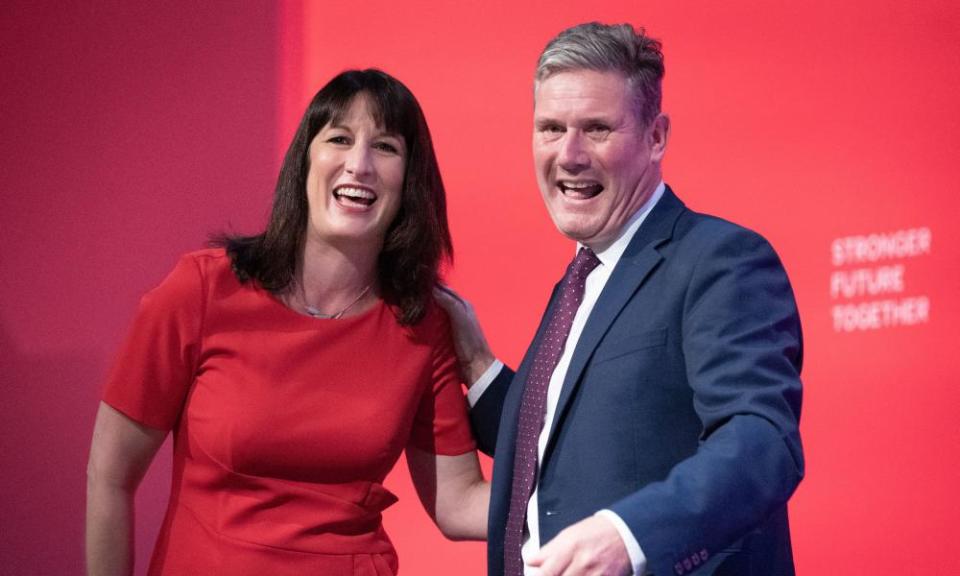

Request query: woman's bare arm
[
  {"left": 406, "top": 446, "right": 490, "bottom": 541},
  {"left": 86, "top": 402, "right": 167, "bottom": 576}
]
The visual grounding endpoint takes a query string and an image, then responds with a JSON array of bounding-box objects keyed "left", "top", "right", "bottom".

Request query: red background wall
[{"left": 2, "top": 1, "right": 958, "bottom": 574}]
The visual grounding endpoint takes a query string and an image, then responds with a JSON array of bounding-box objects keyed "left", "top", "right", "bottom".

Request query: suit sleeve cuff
[
  {"left": 467, "top": 359, "right": 504, "bottom": 407},
  {"left": 595, "top": 510, "right": 647, "bottom": 575}
]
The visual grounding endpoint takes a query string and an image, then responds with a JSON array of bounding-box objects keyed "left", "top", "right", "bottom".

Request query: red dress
[{"left": 103, "top": 249, "right": 475, "bottom": 576}]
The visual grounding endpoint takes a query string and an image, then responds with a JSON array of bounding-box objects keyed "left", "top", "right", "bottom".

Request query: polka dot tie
[{"left": 503, "top": 247, "right": 601, "bottom": 576}]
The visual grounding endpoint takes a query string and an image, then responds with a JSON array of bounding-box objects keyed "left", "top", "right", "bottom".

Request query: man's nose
[{"left": 557, "top": 131, "right": 589, "bottom": 173}]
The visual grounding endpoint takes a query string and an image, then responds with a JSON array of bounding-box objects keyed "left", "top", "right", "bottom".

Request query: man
[{"left": 439, "top": 22, "right": 804, "bottom": 576}]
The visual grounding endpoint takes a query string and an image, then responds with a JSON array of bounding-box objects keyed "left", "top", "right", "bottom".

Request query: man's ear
[{"left": 649, "top": 113, "right": 670, "bottom": 162}]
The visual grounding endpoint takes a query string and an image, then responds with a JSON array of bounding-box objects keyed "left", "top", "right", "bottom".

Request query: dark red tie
[{"left": 503, "top": 247, "right": 602, "bottom": 576}]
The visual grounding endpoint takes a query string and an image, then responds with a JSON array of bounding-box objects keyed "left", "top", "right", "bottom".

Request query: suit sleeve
[
  {"left": 607, "top": 226, "right": 804, "bottom": 576},
  {"left": 469, "top": 366, "right": 515, "bottom": 456}
]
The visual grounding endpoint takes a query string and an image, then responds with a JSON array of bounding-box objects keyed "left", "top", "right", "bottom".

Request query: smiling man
[{"left": 439, "top": 22, "right": 805, "bottom": 576}]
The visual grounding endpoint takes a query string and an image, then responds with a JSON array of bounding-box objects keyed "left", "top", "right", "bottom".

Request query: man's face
[{"left": 533, "top": 69, "right": 667, "bottom": 251}]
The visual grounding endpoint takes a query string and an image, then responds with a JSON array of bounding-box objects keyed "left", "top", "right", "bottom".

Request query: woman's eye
[
  {"left": 327, "top": 135, "right": 350, "bottom": 145},
  {"left": 374, "top": 142, "right": 399, "bottom": 154}
]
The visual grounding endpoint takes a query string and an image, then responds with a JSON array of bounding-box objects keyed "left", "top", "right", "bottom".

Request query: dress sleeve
[
  {"left": 408, "top": 306, "right": 477, "bottom": 455},
  {"left": 102, "top": 254, "right": 205, "bottom": 430}
]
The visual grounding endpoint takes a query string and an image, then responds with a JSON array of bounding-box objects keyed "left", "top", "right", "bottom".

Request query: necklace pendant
[
  {"left": 300, "top": 284, "right": 371, "bottom": 320},
  {"left": 305, "top": 305, "right": 336, "bottom": 319}
]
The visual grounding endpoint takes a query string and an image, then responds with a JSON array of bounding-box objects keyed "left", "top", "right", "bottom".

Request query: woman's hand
[
  {"left": 434, "top": 285, "right": 497, "bottom": 386},
  {"left": 86, "top": 402, "right": 167, "bottom": 576}
]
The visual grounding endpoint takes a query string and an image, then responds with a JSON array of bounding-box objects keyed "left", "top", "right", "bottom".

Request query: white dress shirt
[{"left": 468, "top": 182, "right": 666, "bottom": 576}]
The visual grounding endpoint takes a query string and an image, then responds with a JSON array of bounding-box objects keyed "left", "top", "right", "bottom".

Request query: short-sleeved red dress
[{"left": 103, "top": 249, "right": 475, "bottom": 576}]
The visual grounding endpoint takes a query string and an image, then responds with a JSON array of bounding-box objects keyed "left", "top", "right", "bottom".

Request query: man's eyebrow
[
  {"left": 534, "top": 117, "right": 562, "bottom": 128},
  {"left": 576, "top": 116, "right": 615, "bottom": 126},
  {"left": 534, "top": 115, "right": 617, "bottom": 128}
]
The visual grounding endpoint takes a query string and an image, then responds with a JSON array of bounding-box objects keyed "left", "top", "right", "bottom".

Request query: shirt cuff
[
  {"left": 466, "top": 359, "right": 504, "bottom": 407},
  {"left": 594, "top": 510, "right": 647, "bottom": 576}
]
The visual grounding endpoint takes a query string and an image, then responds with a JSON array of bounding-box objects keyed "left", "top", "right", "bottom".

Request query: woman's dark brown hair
[{"left": 215, "top": 69, "right": 452, "bottom": 325}]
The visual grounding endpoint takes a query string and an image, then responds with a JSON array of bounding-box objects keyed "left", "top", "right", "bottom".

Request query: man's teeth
[{"left": 559, "top": 182, "right": 603, "bottom": 196}]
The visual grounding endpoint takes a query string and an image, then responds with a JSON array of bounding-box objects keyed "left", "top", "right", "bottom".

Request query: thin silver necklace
[{"left": 299, "top": 282, "right": 372, "bottom": 319}]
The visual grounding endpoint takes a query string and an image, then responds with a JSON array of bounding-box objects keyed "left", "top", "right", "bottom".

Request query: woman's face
[{"left": 305, "top": 94, "right": 406, "bottom": 250}]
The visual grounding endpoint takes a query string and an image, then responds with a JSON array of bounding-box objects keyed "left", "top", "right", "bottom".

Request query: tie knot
[{"left": 569, "top": 246, "right": 601, "bottom": 280}]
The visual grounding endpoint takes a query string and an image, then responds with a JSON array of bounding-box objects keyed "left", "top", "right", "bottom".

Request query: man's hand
[
  {"left": 434, "top": 285, "right": 496, "bottom": 385},
  {"left": 528, "top": 516, "right": 632, "bottom": 576}
]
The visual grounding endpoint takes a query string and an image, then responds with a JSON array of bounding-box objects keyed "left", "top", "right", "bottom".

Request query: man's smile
[{"left": 558, "top": 180, "right": 604, "bottom": 199}]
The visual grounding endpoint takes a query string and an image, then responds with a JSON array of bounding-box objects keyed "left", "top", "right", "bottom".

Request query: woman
[{"left": 86, "top": 69, "right": 488, "bottom": 576}]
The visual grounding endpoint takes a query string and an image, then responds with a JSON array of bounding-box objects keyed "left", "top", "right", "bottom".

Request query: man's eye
[
  {"left": 585, "top": 125, "right": 612, "bottom": 141},
  {"left": 538, "top": 124, "right": 565, "bottom": 139}
]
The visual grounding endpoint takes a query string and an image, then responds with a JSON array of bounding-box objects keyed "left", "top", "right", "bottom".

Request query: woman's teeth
[{"left": 334, "top": 186, "right": 376, "bottom": 206}]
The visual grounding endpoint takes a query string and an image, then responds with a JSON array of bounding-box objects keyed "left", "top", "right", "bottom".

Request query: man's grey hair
[{"left": 535, "top": 22, "right": 665, "bottom": 126}]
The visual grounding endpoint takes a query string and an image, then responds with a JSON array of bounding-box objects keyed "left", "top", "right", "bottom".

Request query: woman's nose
[{"left": 345, "top": 145, "right": 374, "bottom": 178}]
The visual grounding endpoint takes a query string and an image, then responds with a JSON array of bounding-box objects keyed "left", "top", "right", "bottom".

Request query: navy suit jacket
[{"left": 471, "top": 187, "right": 804, "bottom": 576}]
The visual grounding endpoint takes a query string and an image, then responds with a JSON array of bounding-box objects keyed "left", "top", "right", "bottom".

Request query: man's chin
[
  {"left": 556, "top": 224, "right": 620, "bottom": 252},
  {"left": 555, "top": 222, "right": 598, "bottom": 246}
]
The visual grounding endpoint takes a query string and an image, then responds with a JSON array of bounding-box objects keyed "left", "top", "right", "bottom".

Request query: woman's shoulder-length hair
[{"left": 214, "top": 68, "right": 452, "bottom": 325}]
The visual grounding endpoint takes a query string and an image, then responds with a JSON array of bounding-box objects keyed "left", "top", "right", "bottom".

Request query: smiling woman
[
  {"left": 222, "top": 69, "right": 452, "bottom": 325},
  {"left": 305, "top": 95, "right": 405, "bottom": 254},
  {"left": 85, "top": 69, "right": 489, "bottom": 576}
]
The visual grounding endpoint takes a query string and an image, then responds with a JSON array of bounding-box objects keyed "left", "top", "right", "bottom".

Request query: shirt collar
[{"left": 579, "top": 180, "right": 665, "bottom": 268}]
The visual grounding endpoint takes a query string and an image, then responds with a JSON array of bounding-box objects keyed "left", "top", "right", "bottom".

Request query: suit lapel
[{"left": 542, "top": 187, "right": 687, "bottom": 462}]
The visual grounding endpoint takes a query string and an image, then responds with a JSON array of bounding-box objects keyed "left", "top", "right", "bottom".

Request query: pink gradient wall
[
  {"left": 1, "top": 2, "right": 278, "bottom": 573},
  {"left": 2, "top": 1, "right": 958, "bottom": 574}
]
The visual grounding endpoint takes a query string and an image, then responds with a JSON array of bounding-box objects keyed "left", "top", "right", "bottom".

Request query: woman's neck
[{"left": 296, "top": 237, "right": 380, "bottom": 316}]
